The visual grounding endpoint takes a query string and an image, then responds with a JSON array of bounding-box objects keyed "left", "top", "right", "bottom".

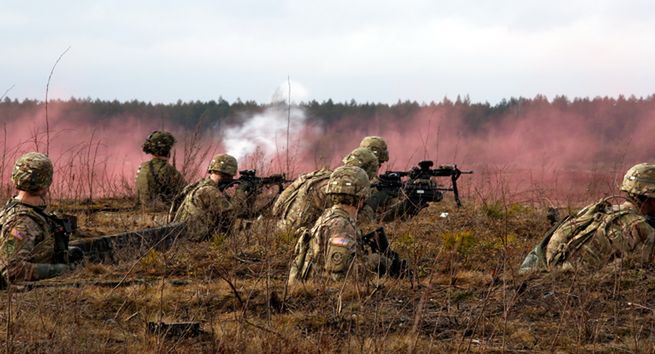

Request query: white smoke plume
[{"left": 222, "top": 80, "right": 310, "bottom": 172}]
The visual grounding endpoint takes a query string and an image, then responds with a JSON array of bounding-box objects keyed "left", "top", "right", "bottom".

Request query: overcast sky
[{"left": 2, "top": 0, "right": 655, "bottom": 104}]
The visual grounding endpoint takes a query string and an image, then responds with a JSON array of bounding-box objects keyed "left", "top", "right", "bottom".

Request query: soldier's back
[
  {"left": 275, "top": 168, "right": 332, "bottom": 232},
  {"left": 173, "top": 179, "right": 234, "bottom": 241},
  {"left": 136, "top": 158, "right": 185, "bottom": 209}
]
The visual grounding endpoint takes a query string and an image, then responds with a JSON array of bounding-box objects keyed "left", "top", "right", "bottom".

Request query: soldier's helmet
[
  {"left": 359, "top": 136, "right": 389, "bottom": 164},
  {"left": 342, "top": 147, "right": 380, "bottom": 180},
  {"left": 11, "top": 152, "right": 54, "bottom": 192},
  {"left": 621, "top": 163, "right": 655, "bottom": 198},
  {"left": 326, "top": 166, "right": 370, "bottom": 198},
  {"left": 142, "top": 131, "right": 176, "bottom": 156},
  {"left": 208, "top": 154, "right": 238, "bottom": 176}
]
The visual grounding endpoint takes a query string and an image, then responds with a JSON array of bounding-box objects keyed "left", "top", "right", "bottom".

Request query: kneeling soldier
[{"left": 289, "top": 166, "right": 405, "bottom": 283}]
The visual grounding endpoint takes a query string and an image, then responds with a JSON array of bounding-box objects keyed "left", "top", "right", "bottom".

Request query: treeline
[{"left": 1, "top": 94, "right": 654, "bottom": 131}]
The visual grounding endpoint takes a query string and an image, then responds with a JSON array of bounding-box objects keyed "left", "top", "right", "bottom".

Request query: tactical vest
[
  {"left": 272, "top": 168, "right": 332, "bottom": 229},
  {"left": 520, "top": 197, "right": 648, "bottom": 272}
]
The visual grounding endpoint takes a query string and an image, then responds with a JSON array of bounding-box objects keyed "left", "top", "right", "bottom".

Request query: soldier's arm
[
  {"left": 322, "top": 218, "right": 359, "bottom": 280},
  {"left": 1, "top": 218, "right": 69, "bottom": 282}
]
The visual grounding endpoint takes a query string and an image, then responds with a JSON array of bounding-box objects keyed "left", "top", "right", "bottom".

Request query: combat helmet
[
  {"left": 326, "top": 166, "right": 370, "bottom": 198},
  {"left": 621, "top": 163, "right": 655, "bottom": 198},
  {"left": 11, "top": 152, "right": 54, "bottom": 192},
  {"left": 208, "top": 154, "right": 238, "bottom": 176},
  {"left": 142, "top": 131, "right": 176, "bottom": 156},
  {"left": 342, "top": 147, "right": 379, "bottom": 180},
  {"left": 359, "top": 136, "right": 389, "bottom": 163}
]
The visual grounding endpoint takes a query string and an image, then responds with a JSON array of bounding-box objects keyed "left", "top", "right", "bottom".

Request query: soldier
[
  {"left": 273, "top": 147, "right": 379, "bottom": 233},
  {"left": 0, "top": 152, "right": 75, "bottom": 284},
  {"left": 172, "top": 154, "right": 240, "bottom": 241},
  {"left": 520, "top": 163, "right": 655, "bottom": 273},
  {"left": 136, "top": 130, "right": 185, "bottom": 210},
  {"left": 359, "top": 136, "right": 398, "bottom": 217},
  {"left": 288, "top": 166, "right": 401, "bottom": 283}
]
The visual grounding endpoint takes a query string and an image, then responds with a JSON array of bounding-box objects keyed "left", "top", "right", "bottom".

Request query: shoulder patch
[
  {"left": 330, "top": 236, "right": 355, "bottom": 248},
  {"left": 10, "top": 227, "right": 25, "bottom": 240}
]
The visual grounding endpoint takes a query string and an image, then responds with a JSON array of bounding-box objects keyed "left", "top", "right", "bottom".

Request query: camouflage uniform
[
  {"left": 289, "top": 166, "right": 396, "bottom": 283},
  {"left": 520, "top": 163, "right": 655, "bottom": 273},
  {"left": 172, "top": 154, "right": 238, "bottom": 241},
  {"left": 0, "top": 152, "right": 70, "bottom": 284},
  {"left": 274, "top": 168, "right": 332, "bottom": 233},
  {"left": 275, "top": 147, "right": 380, "bottom": 231},
  {"left": 136, "top": 131, "right": 185, "bottom": 209},
  {"left": 136, "top": 158, "right": 185, "bottom": 208},
  {"left": 549, "top": 200, "right": 655, "bottom": 269}
]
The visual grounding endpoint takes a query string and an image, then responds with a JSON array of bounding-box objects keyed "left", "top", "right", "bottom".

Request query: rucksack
[
  {"left": 272, "top": 168, "right": 332, "bottom": 219},
  {"left": 168, "top": 180, "right": 203, "bottom": 222},
  {"left": 519, "top": 196, "right": 630, "bottom": 272}
]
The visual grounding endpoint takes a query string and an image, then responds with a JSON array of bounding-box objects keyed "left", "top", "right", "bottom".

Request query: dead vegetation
[{"left": 2, "top": 196, "right": 655, "bottom": 353}]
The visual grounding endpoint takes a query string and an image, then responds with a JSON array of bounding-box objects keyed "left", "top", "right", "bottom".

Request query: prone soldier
[{"left": 520, "top": 163, "right": 655, "bottom": 273}]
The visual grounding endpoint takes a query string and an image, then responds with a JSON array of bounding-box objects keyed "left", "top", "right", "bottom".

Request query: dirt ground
[{"left": 2, "top": 197, "right": 655, "bottom": 353}]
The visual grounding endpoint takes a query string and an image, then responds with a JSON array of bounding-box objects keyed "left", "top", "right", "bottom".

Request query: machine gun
[
  {"left": 234, "top": 169, "right": 289, "bottom": 194},
  {"left": 373, "top": 160, "right": 473, "bottom": 209}
]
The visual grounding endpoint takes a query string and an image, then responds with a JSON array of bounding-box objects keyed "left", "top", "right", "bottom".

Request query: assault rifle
[
  {"left": 233, "top": 169, "right": 291, "bottom": 218},
  {"left": 234, "top": 169, "right": 289, "bottom": 194},
  {"left": 372, "top": 160, "right": 473, "bottom": 209}
]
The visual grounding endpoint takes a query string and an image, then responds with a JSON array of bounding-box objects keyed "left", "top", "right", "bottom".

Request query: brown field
[{"left": 2, "top": 195, "right": 655, "bottom": 353}]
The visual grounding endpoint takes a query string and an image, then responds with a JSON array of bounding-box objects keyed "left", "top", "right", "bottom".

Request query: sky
[{"left": 2, "top": 0, "right": 655, "bottom": 104}]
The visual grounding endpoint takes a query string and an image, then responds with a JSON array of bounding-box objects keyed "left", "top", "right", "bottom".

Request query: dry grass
[{"left": 2, "top": 195, "right": 655, "bottom": 353}]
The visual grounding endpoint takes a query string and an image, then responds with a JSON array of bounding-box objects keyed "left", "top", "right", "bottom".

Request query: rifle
[
  {"left": 373, "top": 160, "right": 473, "bottom": 208},
  {"left": 233, "top": 169, "right": 291, "bottom": 218}
]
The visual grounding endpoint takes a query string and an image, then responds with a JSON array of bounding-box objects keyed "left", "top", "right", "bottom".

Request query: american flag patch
[
  {"left": 10, "top": 228, "right": 25, "bottom": 240},
  {"left": 330, "top": 237, "right": 353, "bottom": 247}
]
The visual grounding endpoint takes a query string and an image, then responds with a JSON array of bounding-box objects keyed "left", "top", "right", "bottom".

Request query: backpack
[
  {"left": 272, "top": 168, "right": 332, "bottom": 219},
  {"left": 519, "top": 196, "right": 630, "bottom": 272}
]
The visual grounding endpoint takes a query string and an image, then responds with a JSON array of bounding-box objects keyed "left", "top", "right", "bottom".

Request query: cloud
[{"left": 2, "top": 1, "right": 655, "bottom": 103}]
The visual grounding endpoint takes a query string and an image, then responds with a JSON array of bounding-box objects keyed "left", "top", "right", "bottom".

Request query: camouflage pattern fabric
[
  {"left": 520, "top": 200, "right": 655, "bottom": 272},
  {"left": 12, "top": 152, "right": 53, "bottom": 192},
  {"left": 289, "top": 205, "right": 393, "bottom": 283},
  {"left": 359, "top": 136, "right": 389, "bottom": 164},
  {"left": 0, "top": 199, "right": 67, "bottom": 283},
  {"left": 136, "top": 158, "right": 185, "bottom": 210},
  {"left": 289, "top": 205, "right": 360, "bottom": 282},
  {"left": 142, "top": 131, "right": 176, "bottom": 156},
  {"left": 551, "top": 201, "right": 655, "bottom": 269},
  {"left": 274, "top": 168, "right": 333, "bottom": 233},
  {"left": 172, "top": 178, "right": 236, "bottom": 241}
]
